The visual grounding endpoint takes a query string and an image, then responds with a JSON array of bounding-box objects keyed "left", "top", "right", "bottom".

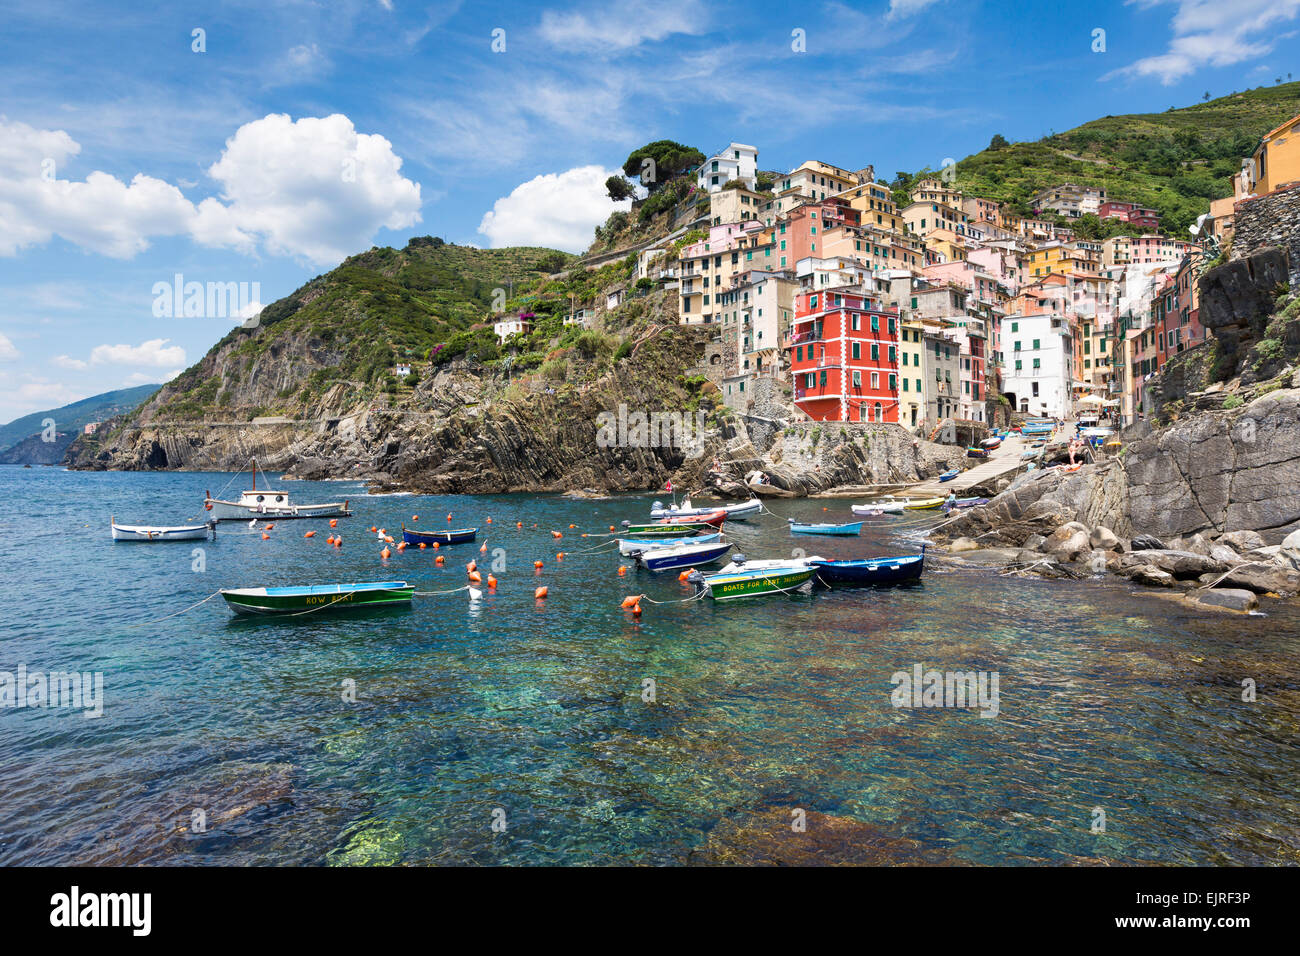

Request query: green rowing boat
[{"left": 220, "top": 581, "right": 415, "bottom": 615}]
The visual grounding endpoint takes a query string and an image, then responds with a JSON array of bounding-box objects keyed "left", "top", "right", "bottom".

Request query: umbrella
[{"left": 1077, "top": 395, "right": 1105, "bottom": 405}]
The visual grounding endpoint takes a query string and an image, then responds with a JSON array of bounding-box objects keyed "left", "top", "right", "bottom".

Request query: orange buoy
[
  {"left": 469, "top": 571, "right": 482, "bottom": 583},
  {"left": 304, "top": 530, "right": 316, "bottom": 538},
  {"left": 557, "top": 552, "right": 565, "bottom": 560},
  {"left": 517, "top": 521, "right": 522, "bottom": 529},
  {"left": 678, "top": 569, "right": 691, "bottom": 582},
  {"left": 329, "top": 519, "right": 338, "bottom": 528},
  {"left": 397, "top": 541, "right": 407, "bottom": 551},
  {"left": 632, "top": 603, "right": 642, "bottom": 616},
  {"left": 617, "top": 565, "right": 627, "bottom": 576},
  {"left": 486, "top": 517, "right": 492, "bottom": 524},
  {"left": 326, "top": 535, "right": 335, "bottom": 544},
  {"left": 620, "top": 595, "right": 640, "bottom": 608},
  {"left": 487, "top": 574, "right": 498, "bottom": 588},
  {"left": 384, "top": 535, "right": 394, "bottom": 544},
  {"left": 479, "top": 542, "right": 487, "bottom": 553},
  {"left": 467, "top": 559, "right": 477, "bottom": 572},
  {"left": 261, "top": 532, "right": 270, "bottom": 540},
  {"left": 432, "top": 541, "right": 440, "bottom": 550},
  {"left": 264, "top": 523, "right": 275, "bottom": 530},
  {"left": 381, "top": 547, "right": 391, "bottom": 559},
  {"left": 552, "top": 531, "right": 562, "bottom": 539},
  {"left": 609, "top": 525, "right": 615, "bottom": 532},
  {"left": 334, "top": 537, "right": 342, "bottom": 548},
  {"left": 419, "top": 542, "right": 426, "bottom": 550},
  {"left": 370, "top": 526, "right": 378, "bottom": 532},
  {"left": 435, "top": 555, "right": 445, "bottom": 565},
  {"left": 447, "top": 513, "right": 452, "bottom": 522},
  {"left": 568, "top": 524, "right": 576, "bottom": 529},
  {"left": 534, "top": 560, "right": 544, "bottom": 569},
  {"left": 534, "top": 586, "right": 547, "bottom": 599},
  {"left": 412, "top": 515, "right": 418, "bottom": 521}
]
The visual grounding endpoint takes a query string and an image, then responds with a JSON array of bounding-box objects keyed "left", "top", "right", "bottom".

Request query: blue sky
[{"left": 2, "top": 0, "right": 1298, "bottom": 423}]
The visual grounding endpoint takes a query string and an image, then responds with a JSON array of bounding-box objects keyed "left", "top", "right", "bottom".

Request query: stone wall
[{"left": 1230, "top": 182, "right": 1300, "bottom": 286}]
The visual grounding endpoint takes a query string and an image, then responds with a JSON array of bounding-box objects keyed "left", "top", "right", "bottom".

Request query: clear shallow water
[{"left": 1, "top": 464, "right": 1298, "bottom": 865}]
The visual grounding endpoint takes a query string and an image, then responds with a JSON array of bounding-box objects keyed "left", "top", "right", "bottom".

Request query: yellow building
[{"left": 1245, "top": 112, "right": 1300, "bottom": 196}]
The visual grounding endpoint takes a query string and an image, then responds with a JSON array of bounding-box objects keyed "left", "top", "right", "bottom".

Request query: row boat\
[
  {"left": 401, "top": 523, "right": 478, "bottom": 546},
  {"left": 111, "top": 517, "right": 215, "bottom": 542},
  {"left": 220, "top": 581, "right": 414, "bottom": 615},
  {"left": 788, "top": 519, "right": 862, "bottom": 536},
  {"left": 629, "top": 539, "right": 733, "bottom": 572}
]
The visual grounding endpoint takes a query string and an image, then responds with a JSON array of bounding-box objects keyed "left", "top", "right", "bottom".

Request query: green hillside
[
  {"left": 155, "top": 237, "right": 575, "bottom": 418},
  {"left": 899, "top": 81, "right": 1300, "bottom": 236},
  {"left": 0, "top": 383, "right": 160, "bottom": 452}
]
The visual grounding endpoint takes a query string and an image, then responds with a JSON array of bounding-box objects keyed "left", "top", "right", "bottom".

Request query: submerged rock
[{"left": 1197, "top": 588, "right": 1260, "bottom": 612}]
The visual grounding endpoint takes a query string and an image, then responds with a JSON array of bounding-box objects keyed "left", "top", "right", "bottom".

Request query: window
[
  {"left": 888, "top": 373, "right": 896, "bottom": 391},
  {"left": 871, "top": 371, "right": 879, "bottom": 388},
  {"left": 888, "top": 346, "right": 897, "bottom": 363},
  {"left": 916, "top": 379, "right": 922, "bottom": 393},
  {"left": 871, "top": 315, "right": 879, "bottom": 332},
  {"left": 871, "top": 343, "right": 879, "bottom": 361},
  {"left": 1032, "top": 338, "right": 1041, "bottom": 350},
  {"left": 852, "top": 370, "right": 861, "bottom": 387},
  {"left": 852, "top": 342, "right": 861, "bottom": 359},
  {"left": 1033, "top": 358, "right": 1041, "bottom": 369},
  {"left": 819, "top": 370, "right": 827, "bottom": 387}
]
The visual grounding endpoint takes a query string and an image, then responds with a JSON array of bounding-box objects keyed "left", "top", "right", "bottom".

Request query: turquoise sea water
[{"left": 1, "top": 464, "right": 1298, "bottom": 865}]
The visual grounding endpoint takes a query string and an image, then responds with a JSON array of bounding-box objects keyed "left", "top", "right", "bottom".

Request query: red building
[
  {"left": 778, "top": 198, "right": 862, "bottom": 266},
  {"left": 1098, "top": 200, "right": 1160, "bottom": 230},
  {"left": 786, "top": 287, "right": 901, "bottom": 422}
]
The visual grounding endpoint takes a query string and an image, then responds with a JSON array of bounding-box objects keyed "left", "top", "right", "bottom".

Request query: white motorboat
[
  {"left": 649, "top": 496, "right": 762, "bottom": 521},
  {"left": 851, "top": 500, "right": 906, "bottom": 516},
  {"left": 111, "top": 517, "right": 214, "bottom": 542},
  {"left": 205, "top": 459, "right": 351, "bottom": 521}
]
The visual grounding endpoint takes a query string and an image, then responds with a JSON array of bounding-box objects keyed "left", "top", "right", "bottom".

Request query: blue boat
[
  {"left": 630, "top": 539, "right": 733, "bottom": 572},
  {"left": 618, "top": 531, "right": 721, "bottom": 555},
  {"left": 788, "top": 519, "right": 862, "bottom": 536},
  {"left": 401, "top": 524, "right": 477, "bottom": 546},
  {"left": 809, "top": 548, "right": 925, "bottom": 586},
  {"left": 938, "top": 468, "right": 959, "bottom": 482}
]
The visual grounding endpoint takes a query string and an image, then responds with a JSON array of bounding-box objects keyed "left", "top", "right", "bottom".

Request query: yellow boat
[{"left": 903, "top": 496, "right": 946, "bottom": 510}]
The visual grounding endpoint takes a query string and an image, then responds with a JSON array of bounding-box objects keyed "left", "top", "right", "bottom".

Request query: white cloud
[
  {"left": 202, "top": 113, "right": 423, "bottom": 264},
  {"left": 0, "top": 113, "right": 423, "bottom": 265},
  {"left": 885, "top": 0, "right": 942, "bottom": 21},
  {"left": 89, "top": 338, "right": 186, "bottom": 368},
  {"left": 1106, "top": 0, "right": 1300, "bottom": 85},
  {"left": 477, "top": 165, "right": 630, "bottom": 252},
  {"left": 538, "top": 0, "right": 707, "bottom": 50},
  {"left": 0, "top": 332, "right": 19, "bottom": 361},
  {"left": 52, "top": 354, "right": 87, "bottom": 369}
]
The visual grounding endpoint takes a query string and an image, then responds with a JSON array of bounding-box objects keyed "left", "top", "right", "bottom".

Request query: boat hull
[
  {"left": 619, "top": 532, "right": 721, "bottom": 556},
  {"left": 620, "top": 522, "right": 714, "bottom": 537},
  {"left": 789, "top": 522, "right": 862, "bottom": 536},
  {"left": 650, "top": 499, "right": 761, "bottom": 521},
  {"left": 221, "top": 581, "right": 414, "bottom": 615},
  {"left": 810, "top": 554, "right": 924, "bottom": 586},
  {"left": 634, "top": 541, "right": 733, "bottom": 572},
  {"left": 852, "top": 501, "right": 905, "bottom": 516},
  {"left": 112, "top": 523, "right": 210, "bottom": 542},
  {"left": 207, "top": 499, "right": 351, "bottom": 521},
  {"left": 703, "top": 566, "right": 816, "bottom": 600},
  {"left": 401, "top": 526, "right": 477, "bottom": 546}
]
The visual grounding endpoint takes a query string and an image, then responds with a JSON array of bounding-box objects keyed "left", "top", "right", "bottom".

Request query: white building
[
  {"left": 493, "top": 316, "right": 531, "bottom": 344},
  {"left": 697, "top": 142, "right": 758, "bottom": 193},
  {"left": 1001, "top": 313, "right": 1074, "bottom": 419},
  {"left": 392, "top": 363, "right": 411, "bottom": 377}
]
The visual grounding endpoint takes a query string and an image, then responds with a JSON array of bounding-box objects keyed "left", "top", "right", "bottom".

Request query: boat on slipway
[
  {"left": 220, "top": 581, "right": 414, "bottom": 615},
  {"left": 205, "top": 459, "right": 351, "bottom": 521},
  {"left": 111, "top": 517, "right": 215, "bottom": 542},
  {"left": 650, "top": 497, "right": 762, "bottom": 521}
]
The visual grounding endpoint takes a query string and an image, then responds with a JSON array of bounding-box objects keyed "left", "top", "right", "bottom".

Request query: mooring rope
[
  {"left": 124, "top": 590, "right": 222, "bottom": 628},
  {"left": 412, "top": 584, "right": 473, "bottom": 596}
]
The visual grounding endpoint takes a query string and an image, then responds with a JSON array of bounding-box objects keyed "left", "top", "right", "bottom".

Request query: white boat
[
  {"left": 649, "top": 496, "right": 762, "bottom": 521},
  {"left": 629, "top": 539, "right": 733, "bottom": 572},
  {"left": 205, "top": 459, "right": 351, "bottom": 521},
  {"left": 618, "top": 532, "right": 722, "bottom": 556},
  {"left": 851, "top": 500, "right": 906, "bottom": 515},
  {"left": 111, "top": 517, "right": 214, "bottom": 542}
]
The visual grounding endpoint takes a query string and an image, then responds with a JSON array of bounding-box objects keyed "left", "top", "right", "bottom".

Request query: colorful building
[{"left": 786, "top": 288, "right": 901, "bottom": 423}]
